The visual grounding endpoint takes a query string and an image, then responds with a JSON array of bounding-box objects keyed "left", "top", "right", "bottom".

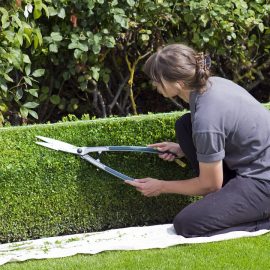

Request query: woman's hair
[{"left": 143, "top": 44, "right": 211, "bottom": 93}]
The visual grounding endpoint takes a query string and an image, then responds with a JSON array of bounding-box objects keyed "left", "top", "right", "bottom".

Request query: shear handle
[{"left": 77, "top": 146, "right": 178, "bottom": 157}]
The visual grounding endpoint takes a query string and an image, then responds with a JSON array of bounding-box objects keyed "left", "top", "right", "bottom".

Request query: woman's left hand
[{"left": 125, "top": 178, "right": 164, "bottom": 197}]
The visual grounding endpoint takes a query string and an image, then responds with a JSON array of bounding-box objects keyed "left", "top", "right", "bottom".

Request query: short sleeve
[{"left": 193, "top": 132, "right": 225, "bottom": 163}]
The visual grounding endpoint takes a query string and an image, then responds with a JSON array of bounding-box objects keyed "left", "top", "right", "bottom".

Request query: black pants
[{"left": 173, "top": 113, "right": 270, "bottom": 237}]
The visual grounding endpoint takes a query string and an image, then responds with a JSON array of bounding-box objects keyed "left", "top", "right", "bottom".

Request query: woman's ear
[{"left": 176, "top": 81, "right": 185, "bottom": 89}]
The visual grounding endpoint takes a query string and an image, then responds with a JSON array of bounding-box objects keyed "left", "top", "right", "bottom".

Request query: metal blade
[{"left": 35, "top": 136, "right": 79, "bottom": 154}]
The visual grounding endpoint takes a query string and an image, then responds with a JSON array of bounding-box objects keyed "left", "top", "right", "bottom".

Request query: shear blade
[{"left": 36, "top": 136, "right": 79, "bottom": 154}]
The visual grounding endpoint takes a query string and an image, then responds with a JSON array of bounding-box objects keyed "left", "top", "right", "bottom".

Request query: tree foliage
[{"left": 0, "top": 0, "right": 269, "bottom": 125}]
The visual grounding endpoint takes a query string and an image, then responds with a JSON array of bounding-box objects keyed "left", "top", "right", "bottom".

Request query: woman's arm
[{"left": 125, "top": 160, "right": 223, "bottom": 197}]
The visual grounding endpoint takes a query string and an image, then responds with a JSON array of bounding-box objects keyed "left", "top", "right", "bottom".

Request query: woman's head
[{"left": 143, "top": 44, "right": 211, "bottom": 98}]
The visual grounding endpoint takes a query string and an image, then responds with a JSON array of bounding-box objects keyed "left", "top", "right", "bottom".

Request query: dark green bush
[
  {"left": 0, "top": 0, "right": 269, "bottom": 125},
  {"left": 0, "top": 111, "right": 196, "bottom": 243}
]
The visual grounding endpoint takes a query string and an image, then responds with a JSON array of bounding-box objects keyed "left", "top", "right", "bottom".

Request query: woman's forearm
[{"left": 160, "top": 177, "right": 220, "bottom": 196}]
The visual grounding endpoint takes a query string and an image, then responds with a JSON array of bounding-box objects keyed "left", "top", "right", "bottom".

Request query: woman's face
[
  {"left": 152, "top": 80, "right": 190, "bottom": 102},
  {"left": 152, "top": 81, "right": 180, "bottom": 98}
]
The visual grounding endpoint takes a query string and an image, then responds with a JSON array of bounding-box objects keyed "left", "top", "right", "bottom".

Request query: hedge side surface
[{"left": 0, "top": 111, "right": 196, "bottom": 243}]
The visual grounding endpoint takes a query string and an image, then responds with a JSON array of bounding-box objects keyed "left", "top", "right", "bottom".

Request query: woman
[{"left": 125, "top": 44, "right": 270, "bottom": 237}]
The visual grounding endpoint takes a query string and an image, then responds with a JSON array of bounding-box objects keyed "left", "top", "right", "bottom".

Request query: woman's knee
[{"left": 173, "top": 209, "right": 203, "bottom": 238}]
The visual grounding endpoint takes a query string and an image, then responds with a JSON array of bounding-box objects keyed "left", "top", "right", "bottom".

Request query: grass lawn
[{"left": 1, "top": 233, "right": 269, "bottom": 270}]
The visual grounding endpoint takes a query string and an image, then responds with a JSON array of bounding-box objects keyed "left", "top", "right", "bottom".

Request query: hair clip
[{"left": 204, "top": 55, "right": 211, "bottom": 70}]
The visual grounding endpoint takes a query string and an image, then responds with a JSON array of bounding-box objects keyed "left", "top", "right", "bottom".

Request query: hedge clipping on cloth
[{"left": 0, "top": 111, "right": 196, "bottom": 243}]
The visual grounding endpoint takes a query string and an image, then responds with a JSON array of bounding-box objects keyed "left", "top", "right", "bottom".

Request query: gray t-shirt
[{"left": 189, "top": 76, "right": 270, "bottom": 181}]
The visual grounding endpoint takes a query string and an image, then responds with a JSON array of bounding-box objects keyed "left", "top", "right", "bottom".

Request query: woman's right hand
[{"left": 148, "top": 142, "right": 184, "bottom": 161}]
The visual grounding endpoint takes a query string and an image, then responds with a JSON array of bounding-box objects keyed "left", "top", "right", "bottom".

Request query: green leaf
[
  {"left": 0, "top": 82, "right": 8, "bottom": 92},
  {"left": 29, "top": 109, "right": 39, "bottom": 119},
  {"left": 49, "top": 43, "right": 58, "bottom": 53},
  {"left": 4, "top": 74, "right": 14, "bottom": 83},
  {"left": 92, "top": 44, "right": 101, "bottom": 54},
  {"left": 58, "top": 8, "right": 66, "bottom": 19},
  {"left": 24, "top": 77, "right": 33, "bottom": 86},
  {"left": 32, "top": 69, "right": 45, "bottom": 77},
  {"left": 23, "top": 54, "right": 31, "bottom": 64},
  {"left": 48, "top": 6, "right": 58, "bottom": 16},
  {"left": 50, "top": 95, "right": 61, "bottom": 105},
  {"left": 68, "top": 42, "right": 78, "bottom": 50},
  {"left": 34, "top": 8, "right": 42, "bottom": 19},
  {"left": 28, "top": 88, "right": 39, "bottom": 97},
  {"left": 51, "top": 32, "right": 63, "bottom": 42},
  {"left": 34, "top": 35, "right": 39, "bottom": 49},
  {"left": 25, "top": 65, "right": 31, "bottom": 76},
  {"left": 23, "top": 102, "right": 39, "bottom": 109},
  {"left": 12, "top": 14, "right": 22, "bottom": 28},
  {"left": 34, "top": 0, "right": 42, "bottom": 10},
  {"left": 258, "top": 23, "right": 264, "bottom": 32},
  {"left": 16, "top": 89, "right": 23, "bottom": 100},
  {"left": 127, "top": 0, "right": 135, "bottom": 6},
  {"left": 16, "top": 33, "right": 23, "bottom": 46},
  {"left": 141, "top": 34, "right": 149, "bottom": 41},
  {"left": 0, "top": 103, "right": 8, "bottom": 112},
  {"left": 111, "top": 0, "right": 118, "bottom": 6},
  {"left": 78, "top": 43, "right": 88, "bottom": 52},
  {"left": 23, "top": 33, "right": 32, "bottom": 46},
  {"left": 74, "top": 49, "right": 82, "bottom": 59},
  {"left": 103, "top": 36, "right": 115, "bottom": 48},
  {"left": 42, "top": 4, "right": 49, "bottom": 18},
  {"left": 0, "top": 8, "right": 9, "bottom": 29},
  {"left": 35, "top": 28, "right": 43, "bottom": 46},
  {"left": 20, "top": 107, "right": 28, "bottom": 118},
  {"left": 91, "top": 67, "right": 100, "bottom": 81}
]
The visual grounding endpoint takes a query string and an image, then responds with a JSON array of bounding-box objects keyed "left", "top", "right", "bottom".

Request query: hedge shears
[{"left": 35, "top": 136, "right": 186, "bottom": 181}]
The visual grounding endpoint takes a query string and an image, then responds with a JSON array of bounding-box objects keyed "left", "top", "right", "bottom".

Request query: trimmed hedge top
[{"left": 0, "top": 111, "right": 195, "bottom": 243}]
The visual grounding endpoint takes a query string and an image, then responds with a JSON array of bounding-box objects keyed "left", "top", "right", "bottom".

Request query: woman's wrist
[{"left": 160, "top": 180, "right": 167, "bottom": 194}]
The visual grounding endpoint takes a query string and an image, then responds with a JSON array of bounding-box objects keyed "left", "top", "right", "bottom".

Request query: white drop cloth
[{"left": 0, "top": 224, "right": 269, "bottom": 266}]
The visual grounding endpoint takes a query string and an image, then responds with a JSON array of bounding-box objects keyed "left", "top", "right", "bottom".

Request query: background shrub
[{"left": 0, "top": 0, "right": 269, "bottom": 125}]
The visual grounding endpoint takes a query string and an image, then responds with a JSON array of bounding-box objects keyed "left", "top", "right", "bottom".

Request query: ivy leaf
[
  {"left": 48, "top": 6, "right": 58, "bottom": 16},
  {"left": 127, "top": 0, "right": 135, "bottom": 6},
  {"left": 92, "top": 44, "right": 101, "bottom": 54},
  {"left": 91, "top": 67, "right": 100, "bottom": 81},
  {"left": 51, "top": 32, "right": 63, "bottom": 42},
  {"left": 78, "top": 43, "right": 88, "bottom": 52},
  {"left": 58, "top": 8, "right": 66, "bottom": 19},
  {"left": 103, "top": 36, "right": 115, "bottom": 48},
  {"left": 49, "top": 43, "right": 58, "bottom": 52}
]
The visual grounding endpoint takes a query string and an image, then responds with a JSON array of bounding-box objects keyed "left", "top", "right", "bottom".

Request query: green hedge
[{"left": 0, "top": 111, "right": 196, "bottom": 243}]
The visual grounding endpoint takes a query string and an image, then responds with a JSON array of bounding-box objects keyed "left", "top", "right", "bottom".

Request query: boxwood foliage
[{"left": 0, "top": 111, "right": 196, "bottom": 243}]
